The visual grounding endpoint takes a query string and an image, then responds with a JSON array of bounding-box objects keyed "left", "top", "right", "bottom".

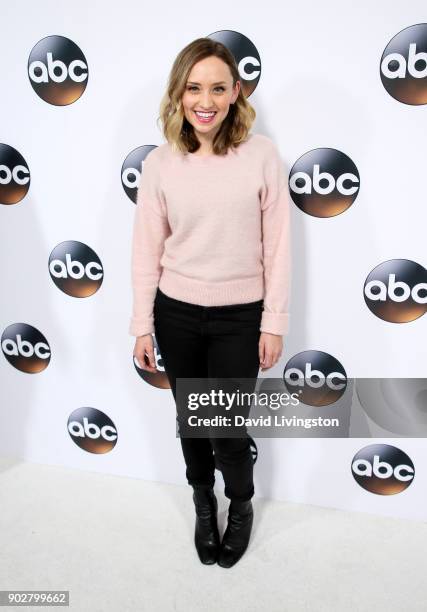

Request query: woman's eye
[{"left": 187, "top": 86, "right": 225, "bottom": 92}]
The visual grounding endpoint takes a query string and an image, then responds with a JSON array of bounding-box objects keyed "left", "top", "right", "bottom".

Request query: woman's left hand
[{"left": 259, "top": 332, "right": 283, "bottom": 371}]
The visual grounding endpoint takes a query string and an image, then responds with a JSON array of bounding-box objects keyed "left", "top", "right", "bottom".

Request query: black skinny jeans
[{"left": 153, "top": 287, "right": 263, "bottom": 502}]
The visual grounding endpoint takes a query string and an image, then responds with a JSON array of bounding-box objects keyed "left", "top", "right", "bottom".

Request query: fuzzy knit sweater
[{"left": 129, "top": 132, "right": 291, "bottom": 337}]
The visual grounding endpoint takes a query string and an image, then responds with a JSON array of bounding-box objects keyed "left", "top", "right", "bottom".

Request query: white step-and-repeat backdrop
[{"left": 1, "top": 1, "right": 426, "bottom": 521}]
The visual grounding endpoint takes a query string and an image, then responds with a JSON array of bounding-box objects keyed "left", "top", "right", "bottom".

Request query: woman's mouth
[{"left": 194, "top": 110, "right": 217, "bottom": 124}]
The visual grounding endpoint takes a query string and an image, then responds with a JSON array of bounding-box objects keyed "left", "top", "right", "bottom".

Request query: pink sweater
[{"left": 129, "top": 132, "right": 291, "bottom": 337}]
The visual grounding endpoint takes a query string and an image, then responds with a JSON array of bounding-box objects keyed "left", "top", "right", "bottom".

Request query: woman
[{"left": 129, "top": 37, "right": 290, "bottom": 568}]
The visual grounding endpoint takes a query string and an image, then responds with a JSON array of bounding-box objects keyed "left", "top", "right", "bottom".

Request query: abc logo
[
  {"left": 1, "top": 323, "right": 51, "bottom": 373},
  {"left": 49, "top": 240, "right": 103, "bottom": 297},
  {"left": 289, "top": 148, "right": 360, "bottom": 217},
  {"left": 351, "top": 444, "right": 415, "bottom": 494},
  {"left": 68, "top": 407, "right": 117, "bottom": 453},
  {"left": 0, "top": 144, "right": 30, "bottom": 205},
  {"left": 356, "top": 378, "right": 427, "bottom": 436},
  {"left": 122, "top": 145, "right": 157, "bottom": 203},
  {"left": 133, "top": 333, "right": 171, "bottom": 389},
  {"left": 380, "top": 23, "right": 427, "bottom": 105},
  {"left": 28, "top": 35, "right": 89, "bottom": 105},
  {"left": 364, "top": 259, "right": 427, "bottom": 323},
  {"left": 207, "top": 30, "right": 261, "bottom": 97},
  {"left": 283, "top": 350, "right": 347, "bottom": 406}
]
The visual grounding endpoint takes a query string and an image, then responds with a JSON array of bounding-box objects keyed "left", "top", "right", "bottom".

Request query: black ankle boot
[
  {"left": 217, "top": 499, "right": 253, "bottom": 568},
  {"left": 192, "top": 485, "right": 220, "bottom": 565}
]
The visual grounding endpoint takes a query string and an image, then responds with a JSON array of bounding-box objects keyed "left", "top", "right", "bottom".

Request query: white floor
[{"left": 0, "top": 456, "right": 426, "bottom": 612}]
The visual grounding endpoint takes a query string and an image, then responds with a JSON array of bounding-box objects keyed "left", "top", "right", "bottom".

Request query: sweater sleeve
[
  {"left": 129, "top": 152, "right": 171, "bottom": 337},
  {"left": 260, "top": 142, "right": 291, "bottom": 336}
]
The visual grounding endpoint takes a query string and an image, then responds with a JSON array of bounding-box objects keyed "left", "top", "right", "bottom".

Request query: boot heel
[{"left": 192, "top": 485, "right": 220, "bottom": 565}]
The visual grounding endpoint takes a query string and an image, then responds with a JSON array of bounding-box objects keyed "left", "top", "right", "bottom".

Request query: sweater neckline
[
  {"left": 185, "top": 150, "right": 228, "bottom": 162},
  {"left": 182, "top": 133, "right": 254, "bottom": 162}
]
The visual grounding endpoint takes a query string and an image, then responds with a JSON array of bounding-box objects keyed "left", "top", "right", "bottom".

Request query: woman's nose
[{"left": 200, "top": 94, "right": 213, "bottom": 108}]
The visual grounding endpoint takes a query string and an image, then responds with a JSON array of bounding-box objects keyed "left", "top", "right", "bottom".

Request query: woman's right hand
[{"left": 133, "top": 334, "right": 157, "bottom": 373}]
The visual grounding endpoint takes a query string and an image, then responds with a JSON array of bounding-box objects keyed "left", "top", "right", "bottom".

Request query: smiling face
[{"left": 181, "top": 55, "right": 240, "bottom": 146}]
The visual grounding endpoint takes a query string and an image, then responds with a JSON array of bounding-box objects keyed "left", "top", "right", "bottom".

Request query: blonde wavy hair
[{"left": 157, "top": 37, "right": 256, "bottom": 156}]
